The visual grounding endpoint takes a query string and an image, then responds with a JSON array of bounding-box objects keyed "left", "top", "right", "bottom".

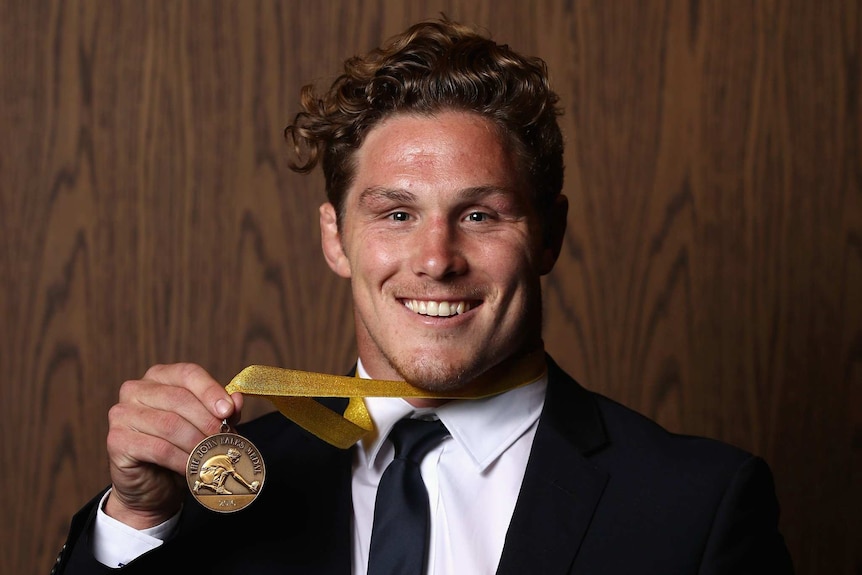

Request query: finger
[
  {"left": 107, "top": 414, "right": 194, "bottom": 476},
  {"left": 108, "top": 400, "right": 212, "bottom": 471},
  {"left": 118, "top": 378, "right": 226, "bottom": 438},
  {"left": 106, "top": 421, "right": 189, "bottom": 527},
  {"left": 141, "top": 363, "right": 235, "bottom": 420}
]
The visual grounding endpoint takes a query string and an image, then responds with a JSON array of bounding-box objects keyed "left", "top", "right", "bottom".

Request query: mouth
[{"left": 402, "top": 299, "right": 475, "bottom": 317}]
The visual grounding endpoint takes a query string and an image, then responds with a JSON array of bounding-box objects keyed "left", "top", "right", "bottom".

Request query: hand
[{"left": 103, "top": 363, "right": 244, "bottom": 529}]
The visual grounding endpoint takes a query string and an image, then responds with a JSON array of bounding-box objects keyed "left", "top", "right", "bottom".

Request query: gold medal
[{"left": 186, "top": 420, "right": 266, "bottom": 513}]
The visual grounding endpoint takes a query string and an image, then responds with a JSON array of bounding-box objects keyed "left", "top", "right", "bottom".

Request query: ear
[
  {"left": 319, "top": 202, "right": 352, "bottom": 278},
  {"left": 539, "top": 194, "right": 569, "bottom": 275}
]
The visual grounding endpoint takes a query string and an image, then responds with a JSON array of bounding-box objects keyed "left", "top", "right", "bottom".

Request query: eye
[
  {"left": 465, "top": 211, "right": 489, "bottom": 222},
  {"left": 388, "top": 211, "right": 410, "bottom": 222}
]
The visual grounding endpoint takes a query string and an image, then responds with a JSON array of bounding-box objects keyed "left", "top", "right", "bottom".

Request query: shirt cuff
[{"left": 92, "top": 489, "right": 181, "bottom": 568}]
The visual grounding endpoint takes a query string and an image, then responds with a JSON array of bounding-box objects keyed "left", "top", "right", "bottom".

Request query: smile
[{"left": 403, "top": 299, "right": 472, "bottom": 317}]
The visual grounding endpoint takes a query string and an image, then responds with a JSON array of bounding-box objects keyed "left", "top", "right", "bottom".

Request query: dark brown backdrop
[{"left": 1, "top": 1, "right": 858, "bottom": 573}]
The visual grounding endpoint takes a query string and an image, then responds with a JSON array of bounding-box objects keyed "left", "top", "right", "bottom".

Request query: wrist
[{"left": 103, "top": 489, "right": 180, "bottom": 530}]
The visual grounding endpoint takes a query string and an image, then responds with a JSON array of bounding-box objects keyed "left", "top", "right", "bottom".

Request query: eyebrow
[
  {"left": 357, "top": 185, "right": 513, "bottom": 206},
  {"left": 358, "top": 186, "right": 417, "bottom": 206}
]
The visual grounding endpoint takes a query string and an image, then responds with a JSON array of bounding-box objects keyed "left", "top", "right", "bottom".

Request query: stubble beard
[
  {"left": 387, "top": 352, "right": 478, "bottom": 393},
  {"left": 377, "top": 325, "right": 533, "bottom": 393}
]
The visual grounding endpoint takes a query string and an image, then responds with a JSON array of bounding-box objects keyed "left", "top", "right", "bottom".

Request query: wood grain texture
[{"left": 0, "top": 1, "right": 858, "bottom": 573}]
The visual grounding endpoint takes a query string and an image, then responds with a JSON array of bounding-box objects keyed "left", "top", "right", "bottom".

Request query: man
[{"left": 54, "top": 16, "right": 793, "bottom": 574}]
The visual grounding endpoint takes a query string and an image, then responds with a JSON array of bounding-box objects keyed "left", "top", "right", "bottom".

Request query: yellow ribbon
[{"left": 225, "top": 349, "right": 547, "bottom": 449}]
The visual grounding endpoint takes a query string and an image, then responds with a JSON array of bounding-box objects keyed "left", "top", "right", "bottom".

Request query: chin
[{"left": 392, "top": 354, "right": 483, "bottom": 392}]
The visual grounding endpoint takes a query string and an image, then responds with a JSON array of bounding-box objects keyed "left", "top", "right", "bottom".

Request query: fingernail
[{"left": 215, "top": 399, "right": 232, "bottom": 417}]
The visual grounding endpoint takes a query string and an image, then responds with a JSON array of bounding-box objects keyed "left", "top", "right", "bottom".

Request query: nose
[{"left": 410, "top": 218, "right": 468, "bottom": 279}]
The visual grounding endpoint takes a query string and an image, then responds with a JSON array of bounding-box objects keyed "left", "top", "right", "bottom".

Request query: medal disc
[{"left": 186, "top": 430, "right": 266, "bottom": 513}]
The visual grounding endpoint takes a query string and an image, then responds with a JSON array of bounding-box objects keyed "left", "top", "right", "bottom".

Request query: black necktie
[{"left": 367, "top": 418, "right": 449, "bottom": 575}]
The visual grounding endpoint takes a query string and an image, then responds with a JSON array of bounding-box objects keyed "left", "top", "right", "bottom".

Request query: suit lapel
[{"left": 496, "top": 356, "right": 610, "bottom": 575}]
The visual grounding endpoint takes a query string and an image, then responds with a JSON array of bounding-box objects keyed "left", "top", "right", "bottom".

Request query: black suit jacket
[{"left": 54, "top": 356, "right": 793, "bottom": 573}]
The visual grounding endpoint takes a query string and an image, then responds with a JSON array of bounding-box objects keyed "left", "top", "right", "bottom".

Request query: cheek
[
  {"left": 479, "top": 236, "right": 537, "bottom": 277},
  {"left": 349, "top": 234, "right": 401, "bottom": 280}
]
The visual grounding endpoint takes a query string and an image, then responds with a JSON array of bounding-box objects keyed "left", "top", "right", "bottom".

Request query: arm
[
  {"left": 230, "top": 470, "right": 260, "bottom": 492},
  {"left": 53, "top": 363, "right": 243, "bottom": 572},
  {"left": 699, "top": 456, "right": 794, "bottom": 575}
]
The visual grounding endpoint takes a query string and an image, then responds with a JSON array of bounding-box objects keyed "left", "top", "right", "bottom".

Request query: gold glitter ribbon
[{"left": 225, "top": 349, "right": 547, "bottom": 449}]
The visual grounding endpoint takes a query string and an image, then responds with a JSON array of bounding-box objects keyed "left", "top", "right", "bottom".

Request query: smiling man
[
  {"left": 320, "top": 110, "right": 560, "bottom": 399},
  {"left": 55, "top": 16, "right": 793, "bottom": 574}
]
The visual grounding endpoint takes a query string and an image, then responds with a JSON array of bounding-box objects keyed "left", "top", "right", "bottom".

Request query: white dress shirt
[
  {"left": 93, "top": 362, "right": 547, "bottom": 573},
  {"left": 353, "top": 359, "right": 547, "bottom": 574}
]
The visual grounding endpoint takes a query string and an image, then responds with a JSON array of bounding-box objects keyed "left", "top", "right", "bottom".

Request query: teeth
[{"left": 404, "top": 299, "right": 470, "bottom": 317}]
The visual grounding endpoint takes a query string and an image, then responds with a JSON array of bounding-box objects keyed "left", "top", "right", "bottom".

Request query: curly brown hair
[{"left": 284, "top": 16, "right": 564, "bottom": 226}]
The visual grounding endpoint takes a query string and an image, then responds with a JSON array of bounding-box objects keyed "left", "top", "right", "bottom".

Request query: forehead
[{"left": 349, "top": 111, "right": 523, "bottom": 196}]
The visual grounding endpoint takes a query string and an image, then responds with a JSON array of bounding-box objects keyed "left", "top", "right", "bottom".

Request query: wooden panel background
[{"left": 1, "top": 1, "right": 858, "bottom": 573}]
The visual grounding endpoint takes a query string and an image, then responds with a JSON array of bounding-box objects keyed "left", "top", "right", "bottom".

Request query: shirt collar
[{"left": 356, "top": 358, "right": 547, "bottom": 472}]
